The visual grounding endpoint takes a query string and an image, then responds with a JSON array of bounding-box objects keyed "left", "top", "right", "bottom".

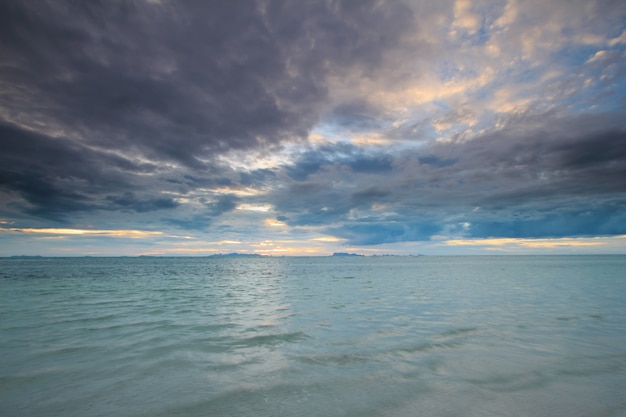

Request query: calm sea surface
[{"left": 1, "top": 256, "right": 626, "bottom": 417}]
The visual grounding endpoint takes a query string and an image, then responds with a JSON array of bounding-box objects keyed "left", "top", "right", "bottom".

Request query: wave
[{"left": 234, "top": 331, "right": 310, "bottom": 348}]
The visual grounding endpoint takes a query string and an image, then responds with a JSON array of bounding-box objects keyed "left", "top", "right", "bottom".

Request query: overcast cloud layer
[{"left": 1, "top": 0, "right": 625, "bottom": 255}]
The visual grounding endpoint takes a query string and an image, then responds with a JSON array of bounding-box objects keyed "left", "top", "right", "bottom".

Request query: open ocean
[{"left": 1, "top": 255, "right": 625, "bottom": 417}]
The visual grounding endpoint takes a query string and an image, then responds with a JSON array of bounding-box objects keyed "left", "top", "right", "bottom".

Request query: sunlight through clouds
[
  {"left": 443, "top": 236, "right": 625, "bottom": 250},
  {"left": 1, "top": 228, "right": 164, "bottom": 238}
]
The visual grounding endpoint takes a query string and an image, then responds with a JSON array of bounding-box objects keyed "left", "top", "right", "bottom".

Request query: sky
[{"left": 1, "top": 0, "right": 626, "bottom": 256}]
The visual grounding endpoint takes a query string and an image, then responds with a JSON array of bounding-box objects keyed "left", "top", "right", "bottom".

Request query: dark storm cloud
[
  {"left": 0, "top": 0, "right": 412, "bottom": 224},
  {"left": 0, "top": 122, "right": 157, "bottom": 221},
  {"left": 417, "top": 155, "right": 458, "bottom": 168},
  {"left": 0, "top": 0, "right": 415, "bottom": 225},
  {"left": 162, "top": 193, "right": 240, "bottom": 231},
  {"left": 106, "top": 193, "right": 179, "bottom": 213},
  {"left": 467, "top": 205, "right": 626, "bottom": 239},
  {"left": 272, "top": 112, "right": 626, "bottom": 243},
  {"left": 324, "top": 100, "right": 389, "bottom": 131},
  {"left": 206, "top": 194, "right": 239, "bottom": 217},
  {"left": 468, "top": 195, "right": 626, "bottom": 238},
  {"left": 328, "top": 221, "right": 442, "bottom": 245},
  {"left": 557, "top": 130, "right": 626, "bottom": 170},
  {"left": 277, "top": 182, "right": 351, "bottom": 226},
  {"left": 163, "top": 215, "right": 210, "bottom": 231},
  {"left": 284, "top": 143, "right": 393, "bottom": 180},
  {"left": 0, "top": 0, "right": 413, "bottom": 166},
  {"left": 432, "top": 113, "right": 626, "bottom": 201},
  {"left": 351, "top": 187, "right": 392, "bottom": 205},
  {"left": 272, "top": 143, "right": 400, "bottom": 230},
  {"left": 239, "top": 169, "right": 277, "bottom": 188}
]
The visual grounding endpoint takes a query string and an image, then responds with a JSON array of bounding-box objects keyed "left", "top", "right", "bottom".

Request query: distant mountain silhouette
[{"left": 209, "top": 253, "right": 264, "bottom": 257}]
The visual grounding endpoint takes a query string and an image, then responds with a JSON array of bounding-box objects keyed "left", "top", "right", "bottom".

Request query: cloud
[
  {"left": 0, "top": 0, "right": 625, "bottom": 255},
  {"left": 0, "top": 0, "right": 413, "bottom": 166},
  {"left": 323, "top": 100, "right": 391, "bottom": 132},
  {"left": 270, "top": 111, "right": 626, "bottom": 243},
  {"left": 106, "top": 193, "right": 179, "bottom": 213},
  {"left": 328, "top": 221, "right": 442, "bottom": 245},
  {"left": 0, "top": 0, "right": 417, "bottom": 228},
  {"left": 443, "top": 236, "right": 618, "bottom": 249},
  {"left": 451, "top": 0, "right": 481, "bottom": 36},
  {"left": 207, "top": 194, "right": 240, "bottom": 216},
  {"left": 0, "top": 123, "right": 140, "bottom": 221},
  {"left": 161, "top": 193, "right": 240, "bottom": 231},
  {"left": 351, "top": 187, "right": 393, "bottom": 206},
  {"left": 284, "top": 142, "right": 393, "bottom": 180},
  {"left": 466, "top": 206, "right": 626, "bottom": 239},
  {"left": 1, "top": 227, "right": 163, "bottom": 238}
]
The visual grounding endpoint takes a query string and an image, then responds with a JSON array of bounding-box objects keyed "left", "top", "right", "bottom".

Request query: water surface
[{"left": 1, "top": 256, "right": 625, "bottom": 416}]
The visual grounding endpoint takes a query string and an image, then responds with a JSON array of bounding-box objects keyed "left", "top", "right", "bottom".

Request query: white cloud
[
  {"left": 608, "top": 30, "right": 626, "bottom": 46},
  {"left": 451, "top": 0, "right": 481, "bottom": 36},
  {"left": 236, "top": 204, "right": 273, "bottom": 212}
]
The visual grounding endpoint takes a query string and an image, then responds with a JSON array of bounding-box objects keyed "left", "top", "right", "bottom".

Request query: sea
[{"left": 1, "top": 255, "right": 626, "bottom": 417}]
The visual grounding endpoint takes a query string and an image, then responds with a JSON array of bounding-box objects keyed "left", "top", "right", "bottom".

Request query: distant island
[
  {"left": 331, "top": 252, "right": 363, "bottom": 257},
  {"left": 208, "top": 253, "right": 264, "bottom": 257}
]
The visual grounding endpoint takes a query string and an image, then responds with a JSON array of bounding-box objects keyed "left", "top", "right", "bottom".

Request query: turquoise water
[{"left": 1, "top": 256, "right": 626, "bottom": 416}]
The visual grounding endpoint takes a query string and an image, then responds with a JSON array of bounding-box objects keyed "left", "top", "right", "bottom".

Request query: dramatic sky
[{"left": 1, "top": 0, "right": 626, "bottom": 256}]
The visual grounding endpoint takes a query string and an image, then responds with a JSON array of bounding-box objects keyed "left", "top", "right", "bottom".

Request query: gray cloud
[
  {"left": 328, "top": 221, "right": 442, "bottom": 245},
  {"left": 106, "top": 193, "right": 179, "bottom": 213},
  {"left": 284, "top": 142, "right": 394, "bottom": 180},
  {"left": 162, "top": 193, "right": 239, "bottom": 231},
  {"left": 1, "top": 0, "right": 625, "bottom": 252},
  {"left": 0, "top": 0, "right": 413, "bottom": 166},
  {"left": 0, "top": 122, "right": 148, "bottom": 221},
  {"left": 0, "top": 0, "right": 418, "bottom": 228},
  {"left": 323, "top": 100, "right": 391, "bottom": 131},
  {"left": 271, "top": 111, "right": 626, "bottom": 243}
]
